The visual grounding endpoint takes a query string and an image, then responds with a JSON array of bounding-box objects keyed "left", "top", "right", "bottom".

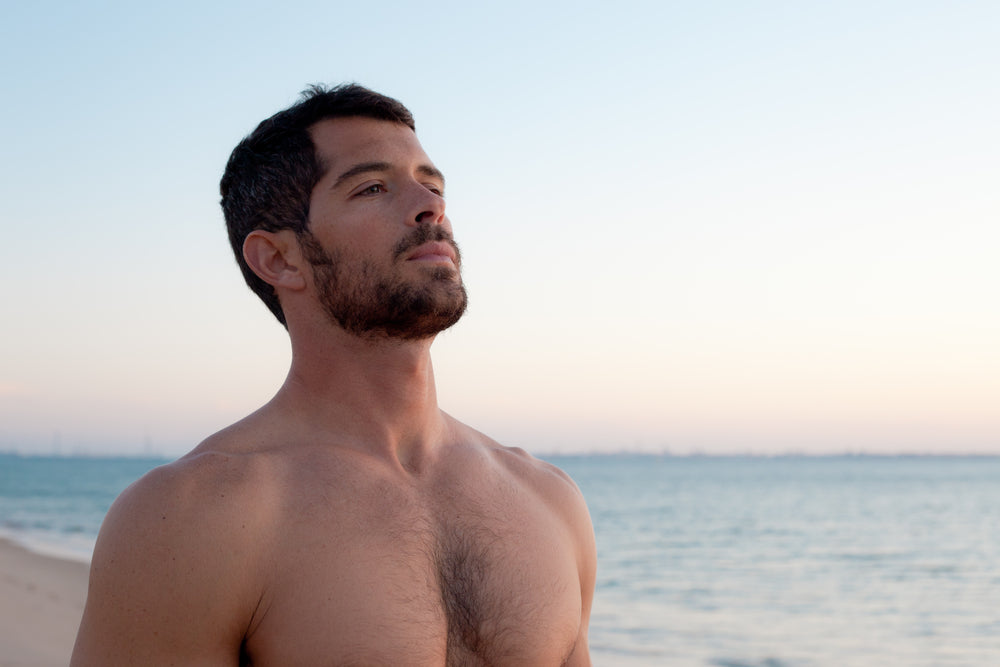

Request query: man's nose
[{"left": 410, "top": 186, "right": 446, "bottom": 226}]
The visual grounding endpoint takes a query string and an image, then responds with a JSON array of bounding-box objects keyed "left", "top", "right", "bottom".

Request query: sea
[{"left": 2, "top": 452, "right": 999, "bottom": 666}]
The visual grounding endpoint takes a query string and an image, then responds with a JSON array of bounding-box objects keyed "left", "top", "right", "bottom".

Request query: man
[{"left": 72, "top": 84, "right": 596, "bottom": 666}]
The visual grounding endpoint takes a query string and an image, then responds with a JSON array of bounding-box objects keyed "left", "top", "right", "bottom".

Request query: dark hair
[{"left": 219, "top": 83, "right": 415, "bottom": 326}]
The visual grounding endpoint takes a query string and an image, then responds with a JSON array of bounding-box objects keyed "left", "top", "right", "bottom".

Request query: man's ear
[{"left": 243, "top": 230, "right": 308, "bottom": 291}]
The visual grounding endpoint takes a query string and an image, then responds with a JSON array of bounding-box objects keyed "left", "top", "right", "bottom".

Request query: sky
[{"left": 1, "top": 1, "right": 997, "bottom": 456}]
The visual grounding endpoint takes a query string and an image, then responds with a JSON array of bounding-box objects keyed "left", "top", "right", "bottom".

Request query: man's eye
[{"left": 359, "top": 184, "right": 385, "bottom": 195}]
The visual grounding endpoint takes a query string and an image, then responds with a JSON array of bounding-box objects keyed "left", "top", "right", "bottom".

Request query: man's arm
[
  {"left": 564, "top": 473, "right": 597, "bottom": 667},
  {"left": 518, "top": 452, "right": 597, "bottom": 667},
  {"left": 72, "top": 456, "right": 260, "bottom": 666}
]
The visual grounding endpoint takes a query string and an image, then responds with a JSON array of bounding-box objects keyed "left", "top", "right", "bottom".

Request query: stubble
[{"left": 298, "top": 226, "right": 468, "bottom": 341}]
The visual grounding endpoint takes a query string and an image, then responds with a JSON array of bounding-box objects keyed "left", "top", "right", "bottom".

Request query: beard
[{"left": 298, "top": 225, "right": 468, "bottom": 341}]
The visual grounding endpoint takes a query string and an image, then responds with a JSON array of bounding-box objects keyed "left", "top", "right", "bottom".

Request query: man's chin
[
  {"left": 386, "top": 293, "right": 468, "bottom": 341},
  {"left": 315, "top": 261, "right": 467, "bottom": 342},
  {"left": 407, "top": 261, "right": 460, "bottom": 282},
  {"left": 336, "top": 288, "right": 468, "bottom": 342},
  {"left": 355, "top": 313, "right": 466, "bottom": 342}
]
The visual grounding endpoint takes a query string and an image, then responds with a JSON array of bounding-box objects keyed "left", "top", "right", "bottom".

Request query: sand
[{"left": 0, "top": 538, "right": 89, "bottom": 667}]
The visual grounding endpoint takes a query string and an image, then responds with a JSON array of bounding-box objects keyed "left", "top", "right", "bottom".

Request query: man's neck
[{"left": 273, "top": 326, "right": 447, "bottom": 471}]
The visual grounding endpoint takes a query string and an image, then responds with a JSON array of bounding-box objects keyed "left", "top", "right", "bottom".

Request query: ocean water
[
  {"left": 548, "top": 455, "right": 1000, "bottom": 667},
  {"left": 0, "top": 454, "right": 168, "bottom": 561},
  {"left": 2, "top": 453, "right": 999, "bottom": 665}
]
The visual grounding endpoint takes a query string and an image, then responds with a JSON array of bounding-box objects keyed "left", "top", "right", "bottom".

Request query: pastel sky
[{"left": 1, "top": 1, "right": 997, "bottom": 456}]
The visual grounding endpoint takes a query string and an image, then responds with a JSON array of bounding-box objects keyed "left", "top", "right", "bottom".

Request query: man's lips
[{"left": 406, "top": 241, "right": 458, "bottom": 264}]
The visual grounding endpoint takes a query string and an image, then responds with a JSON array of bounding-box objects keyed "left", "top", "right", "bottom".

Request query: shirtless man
[{"left": 71, "top": 84, "right": 596, "bottom": 666}]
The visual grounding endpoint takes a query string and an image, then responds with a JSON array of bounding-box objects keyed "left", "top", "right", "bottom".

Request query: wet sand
[{"left": 0, "top": 538, "right": 88, "bottom": 667}]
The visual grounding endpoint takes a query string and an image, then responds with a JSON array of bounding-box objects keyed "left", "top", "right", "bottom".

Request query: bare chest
[{"left": 244, "top": 481, "right": 582, "bottom": 666}]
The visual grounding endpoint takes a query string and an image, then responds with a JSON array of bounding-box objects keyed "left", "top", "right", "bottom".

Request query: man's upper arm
[
  {"left": 72, "top": 460, "right": 257, "bottom": 666},
  {"left": 529, "top": 456, "right": 597, "bottom": 667},
  {"left": 566, "top": 472, "right": 597, "bottom": 667}
]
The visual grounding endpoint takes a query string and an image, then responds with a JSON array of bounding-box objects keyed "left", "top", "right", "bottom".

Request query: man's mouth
[{"left": 406, "top": 241, "right": 458, "bottom": 265}]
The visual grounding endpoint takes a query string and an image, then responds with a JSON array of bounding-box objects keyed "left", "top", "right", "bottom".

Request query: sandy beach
[{"left": 0, "top": 538, "right": 88, "bottom": 667}]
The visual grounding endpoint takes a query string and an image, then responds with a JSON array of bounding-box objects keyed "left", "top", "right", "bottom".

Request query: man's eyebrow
[
  {"left": 417, "top": 165, "right": 446, "bottom": 189},
  {"left": 331, "top": 161, "right": 393, "bottom": 190},
  {"left": 329, "top": 162, "right": 445, "bottom": 191}
]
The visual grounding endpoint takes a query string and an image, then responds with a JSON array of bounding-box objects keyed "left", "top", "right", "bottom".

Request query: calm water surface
[{"left": 549, "top": 455, "right": 1000, "bottom": 667}]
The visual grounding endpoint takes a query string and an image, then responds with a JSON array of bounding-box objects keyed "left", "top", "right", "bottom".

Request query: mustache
[{"left": 393, "top": 225, "right": 461, "bottom": 264}]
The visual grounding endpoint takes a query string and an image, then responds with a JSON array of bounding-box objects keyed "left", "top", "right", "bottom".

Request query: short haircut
[{"left": 219, "top": 84, "right": 415, "bottom": 326}]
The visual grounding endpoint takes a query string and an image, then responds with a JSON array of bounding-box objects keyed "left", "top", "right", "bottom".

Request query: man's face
[{"left": 302, "top": 117, "right": 467, "bottom": 341}]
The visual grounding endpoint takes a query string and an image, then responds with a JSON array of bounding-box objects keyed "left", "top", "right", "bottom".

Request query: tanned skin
[{"left": 72, "top": 117, "right": 596, "bottom": 666}]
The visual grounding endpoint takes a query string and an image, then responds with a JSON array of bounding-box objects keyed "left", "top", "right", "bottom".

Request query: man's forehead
[{"left": 309, "top": 116, "right": 429, "bottom": 170}]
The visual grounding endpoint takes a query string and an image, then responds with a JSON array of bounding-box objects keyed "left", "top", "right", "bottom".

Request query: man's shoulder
[
  {"left": 74, "top": 434, "right": 276, "bottom": 664},
  {"left": 451, "top": 428, "right": 597, "bottom": 603},
  {"left": 93, "top": 419, "right": 293, "bottom": 578},
  {"left": 118, "top": 430, "right": 272, "bottom": 518},
  {"left": 450, "top": 423, "right": 591, "bottom": 528},
  {"left": 491, "top": 444, "right": 582, "bottom": 500},
  {"left": 458, "top": 428, "right": 577, "bottom": 498}
]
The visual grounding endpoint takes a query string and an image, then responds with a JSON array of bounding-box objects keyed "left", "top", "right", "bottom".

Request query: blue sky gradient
[{"left": 2, "top": 1, "right": 997, "bottom": 455}]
